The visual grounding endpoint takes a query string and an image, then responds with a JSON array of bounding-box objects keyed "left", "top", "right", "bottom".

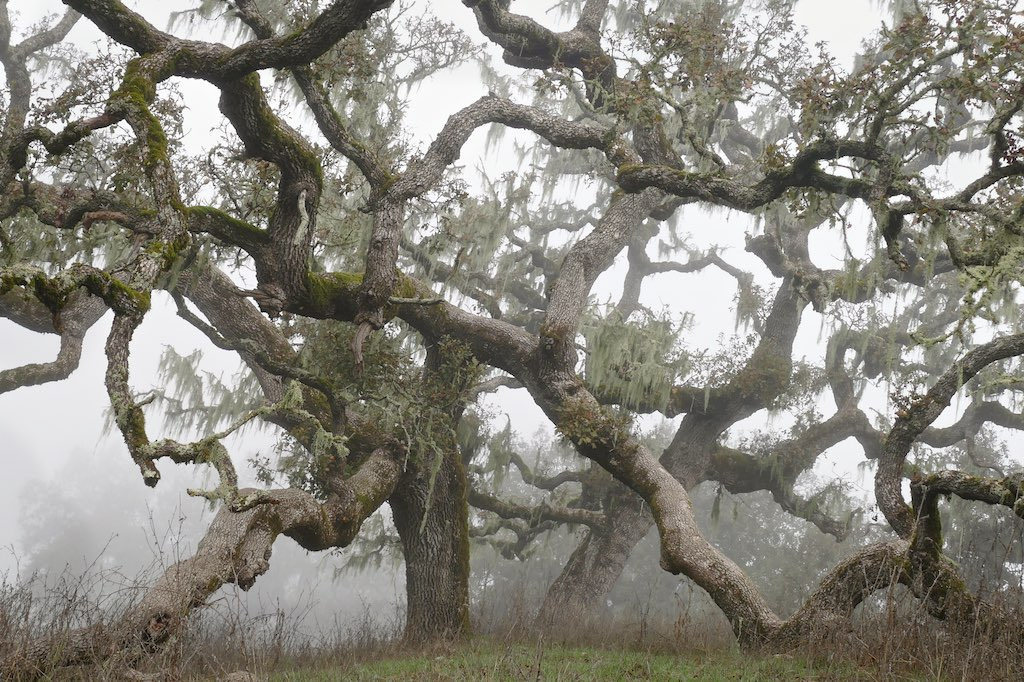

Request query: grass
[
  {"left": 5, "top": 563, "right": 1021, "bottom": 680},
  {"left": 270, "top": 639, "right": 884, "bottom": 681}
]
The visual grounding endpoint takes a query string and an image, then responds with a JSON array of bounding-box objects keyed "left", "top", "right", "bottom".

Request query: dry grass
[{"left": 2, "top": 560, "right": 1024, "bottom": 680}]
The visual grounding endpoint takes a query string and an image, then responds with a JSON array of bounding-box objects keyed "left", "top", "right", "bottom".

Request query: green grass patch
[{"left": 270, "top": 639, "right": 885, "bottom": 681}]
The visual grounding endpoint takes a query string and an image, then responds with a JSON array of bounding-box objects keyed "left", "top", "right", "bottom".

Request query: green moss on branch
[
  {"left": 305, "top": 271, "right": 364, "bottom": 316},
  {"left": 185, "top": 206, "right": 269, "bottom": 248}
]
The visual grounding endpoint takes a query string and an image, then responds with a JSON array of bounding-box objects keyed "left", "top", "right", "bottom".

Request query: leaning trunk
[
  {"left": 535, "top": 498, "right": 652, "bottom": 630},
  {"left": 2, "top": 449, "right": 400, "bottom": 680},
  {"left": 390, "top": 448, "right": 471, "bottom": 641},
  {"left": 538, "top": 413, "right": 725, "bottom": 627}
]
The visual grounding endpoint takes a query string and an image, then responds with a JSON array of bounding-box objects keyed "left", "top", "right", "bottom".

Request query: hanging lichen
[{"left": 582, "top": 309, "right": 688, "bottom": 412}]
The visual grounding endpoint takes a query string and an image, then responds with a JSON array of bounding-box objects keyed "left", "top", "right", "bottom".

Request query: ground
[{"left": 265, "top": 639, "right": 917, "bottom": 681}]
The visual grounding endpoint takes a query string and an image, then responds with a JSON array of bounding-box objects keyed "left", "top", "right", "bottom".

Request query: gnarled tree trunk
[
  {"left": 537, "top": 409, "right": 738, "bottom": 627},
  {"left": 391, "top": 447, "right": 471, "bottom": 641},
  {"left": 535, "top": 497, "right": 651, "bottom": 630},
  {"left": 537, "top": 285, "right": 805, "bottom": 627}
]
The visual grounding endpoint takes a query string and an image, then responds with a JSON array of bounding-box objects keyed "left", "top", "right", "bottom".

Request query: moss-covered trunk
[{"left": 390, "top": 447, "right": 471, "bottom": 642}]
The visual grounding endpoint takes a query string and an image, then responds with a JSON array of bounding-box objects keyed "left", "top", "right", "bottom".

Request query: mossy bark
[{"left": 390, "top": 447, "right": 472, "bottom": 642}]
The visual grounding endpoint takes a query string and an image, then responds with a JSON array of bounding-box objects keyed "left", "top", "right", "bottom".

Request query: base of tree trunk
[{"left": 391, "top": 448, "right": 472, "bottom": 641}]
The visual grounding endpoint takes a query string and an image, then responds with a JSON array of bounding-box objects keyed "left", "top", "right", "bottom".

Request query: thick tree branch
[
  {"left": 63, "top": 0, "right": 393, "bottom": 76},
  {"left": 468, "top": 487, "right": 602, "bottom": 528},
  {"left": 0, "top": 291, "right": 105, "bottom": 394},
  {"left": 915, "top": 470, "right": 1024, "bottom": 520},
  {"left": 877, "top": 333, "right": 1024, "bottom": 538}
]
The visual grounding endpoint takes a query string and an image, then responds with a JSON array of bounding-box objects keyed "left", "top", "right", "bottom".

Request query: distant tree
[{"left": 3, "top": 0, "right": 1024, "bottom": 677}]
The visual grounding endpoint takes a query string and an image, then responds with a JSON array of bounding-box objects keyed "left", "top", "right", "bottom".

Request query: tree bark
[
  {"left": 535, "top": 496, "right": 651, "bottom": 630},
  {"left": 536, "top": 283, "right": 806, "bottom": 628},
  {"left": 390, "top": 447, "right": 471, "bottom": 641},
  {"left": 536, "top": 406, "right": 734, "bottom": 626}
]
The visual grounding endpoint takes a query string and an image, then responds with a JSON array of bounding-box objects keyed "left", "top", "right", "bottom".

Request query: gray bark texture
[{"left": 391, "top": 448, "right": 472, "bottom": 641}]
